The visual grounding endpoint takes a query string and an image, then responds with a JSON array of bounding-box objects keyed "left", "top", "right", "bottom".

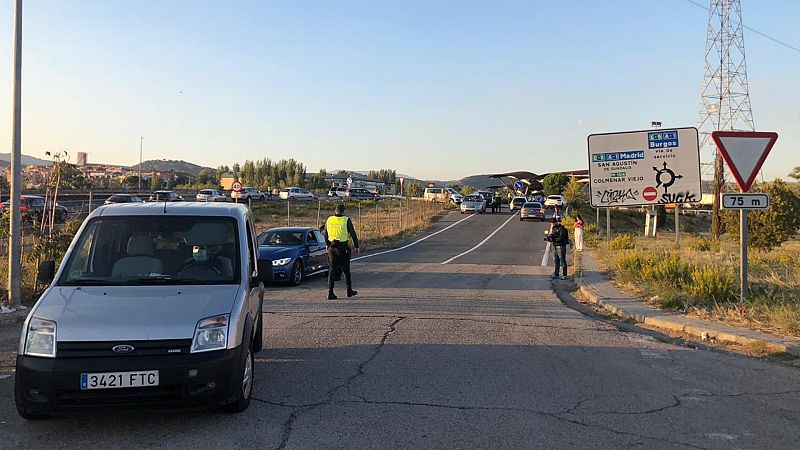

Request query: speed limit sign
[{"left": 231, "top": 181, "right": 243, "bottom": 192}]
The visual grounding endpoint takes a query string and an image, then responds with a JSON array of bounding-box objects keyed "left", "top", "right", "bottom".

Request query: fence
[{"left": 252, "top": 197, "right": 450, "bottom": 250}]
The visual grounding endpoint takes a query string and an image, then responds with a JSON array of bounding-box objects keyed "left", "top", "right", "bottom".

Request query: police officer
[
  {"left": 492, "top": 191, "right": 501, "bottom": 213},
  {"left": 323, "top": 203, "right": 360, "bottom": 300}
]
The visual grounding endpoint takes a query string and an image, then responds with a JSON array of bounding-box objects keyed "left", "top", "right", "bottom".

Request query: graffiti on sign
[
  {"left": 596, "top": 188, "right": 639, "bottom": 205},
  {"left": 659, "top": 191, "right": 697, "bottom": 204}
]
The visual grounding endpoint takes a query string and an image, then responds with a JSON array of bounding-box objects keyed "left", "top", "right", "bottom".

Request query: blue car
[{"left": 257, "top": 227, "right": 329, "bottom": 285}]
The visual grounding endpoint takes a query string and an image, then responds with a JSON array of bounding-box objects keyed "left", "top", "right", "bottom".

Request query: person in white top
[{"left": 573, "top": 214, "right": 585, "bottom": 252}]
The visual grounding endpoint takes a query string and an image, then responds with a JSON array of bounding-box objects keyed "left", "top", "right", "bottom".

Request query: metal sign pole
[
  {"left": 606, "top": 208, "right": 611, "bottom": 241},
  {"left": 675, "top": 204, "right": 680, "bottom": 245},
  {"left": 740, "top": 209, "right": 748, "bottom": 300}
]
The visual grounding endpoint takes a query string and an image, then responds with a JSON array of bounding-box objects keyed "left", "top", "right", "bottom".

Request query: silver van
[{"left": 15, "top": 203, "right": 270, "bottom": 419}]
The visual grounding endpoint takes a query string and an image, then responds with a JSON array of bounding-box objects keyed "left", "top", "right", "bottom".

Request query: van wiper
[
  {"left": 60, "top": 278, "right": 135, "bottom": 286},
  {"left": 125, "top": 276, "right": 216, "bottom": 285}
]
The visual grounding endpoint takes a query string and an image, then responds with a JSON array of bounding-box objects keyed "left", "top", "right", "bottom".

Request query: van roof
[{"left": 91, "top": 202, "right": 250, "bottom": 220}]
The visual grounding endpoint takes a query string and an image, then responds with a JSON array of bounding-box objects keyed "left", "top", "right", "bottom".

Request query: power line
[{"left": 682, "top": 0, "right": 800, "bottom": 54}]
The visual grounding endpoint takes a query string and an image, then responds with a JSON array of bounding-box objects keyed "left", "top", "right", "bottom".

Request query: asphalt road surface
[{"left": 1, "top": 210, "right": 799, "bottom": 449}]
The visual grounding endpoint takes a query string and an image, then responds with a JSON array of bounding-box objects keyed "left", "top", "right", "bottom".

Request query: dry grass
[{"left": 599, "top": 234, "right": 800, "bottom": 338}]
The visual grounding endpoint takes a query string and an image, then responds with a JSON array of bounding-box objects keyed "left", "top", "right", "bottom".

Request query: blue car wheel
[{"left": 290, "top": 260, "right": 304, "bottom": 286}]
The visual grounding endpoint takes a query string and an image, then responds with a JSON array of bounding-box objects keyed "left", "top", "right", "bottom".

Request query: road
[{"left": 1, "top": 210, "right": 799, "bottom": 449}]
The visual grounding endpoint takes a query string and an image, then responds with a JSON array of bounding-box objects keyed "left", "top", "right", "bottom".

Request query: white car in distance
[
  {"left": 279, "top": 187, "right": 315, "bottom": 201},
  {"left": 544, "top": 195, "right": 566, "bottom": 208},
  {"left": 196, "top": 189, "right": 226, "bottom": 202},
  {"left": 231, "top": 187, "right": 266, "bottom": 202}
]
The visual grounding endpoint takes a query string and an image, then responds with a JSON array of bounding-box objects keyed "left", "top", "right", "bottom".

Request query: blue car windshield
[{"left": 259, "top": 231, "right": 304, "bottom": 246}]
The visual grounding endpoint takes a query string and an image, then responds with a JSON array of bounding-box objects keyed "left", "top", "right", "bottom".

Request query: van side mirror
[
  {"left": 256, "top": 259, "right": 273, "bottom": 285},
  {"left": 37, "top": 260, "right": 56, "bottom": 284}
]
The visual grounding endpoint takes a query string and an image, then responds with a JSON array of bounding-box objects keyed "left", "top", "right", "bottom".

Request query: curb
[{"left": 575, "top": 262, "right": 800, "bottom": 358}]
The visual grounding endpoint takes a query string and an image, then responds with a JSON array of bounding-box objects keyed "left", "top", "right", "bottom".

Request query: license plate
[{"left": 80, "top": 370, "right": 159, "bottom": 390}]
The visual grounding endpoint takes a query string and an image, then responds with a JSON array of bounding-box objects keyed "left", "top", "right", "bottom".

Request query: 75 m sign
[{"left": 721, "top": 193, "right": 770, "bottom": 210}]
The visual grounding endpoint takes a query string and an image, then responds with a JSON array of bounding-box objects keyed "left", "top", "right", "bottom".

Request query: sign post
[
  {"left": 711, "top": 131, "right": 778, "bottom": 301},
  {"left": 588, "top": 127, "right": 702, "bottom": 242}
]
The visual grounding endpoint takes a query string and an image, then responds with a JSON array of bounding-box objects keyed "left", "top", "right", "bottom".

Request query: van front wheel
[{"left": 224, "top": 341, "right": 254, "bottom": 413}]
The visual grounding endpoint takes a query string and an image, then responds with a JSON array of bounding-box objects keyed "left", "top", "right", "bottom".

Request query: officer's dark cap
[{"left": 335, "top": 204, "right": 346, "bottom": 213}]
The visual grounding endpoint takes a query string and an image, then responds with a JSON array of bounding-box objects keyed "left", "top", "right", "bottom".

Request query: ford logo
[{"left": 112, "top": 344, "right": 135, "bottom": 354}]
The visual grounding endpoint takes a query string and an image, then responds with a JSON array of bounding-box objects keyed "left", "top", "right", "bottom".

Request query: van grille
[{"left": 57, "top": 339, "right": 192, "bottom": 358}]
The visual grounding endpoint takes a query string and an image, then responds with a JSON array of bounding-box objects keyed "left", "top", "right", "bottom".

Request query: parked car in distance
[
  {"left": 423, "top": 187, "right": 448, "bottom": 202},
  {"left": 196, "top": 189, "right": 226, "bottom": 202},
  {"left": 509, "top": 196, "right": 527, "bottom": 212},
  {"left": 231, "top": 187, "right": 266, "bottom": 202},
  {"left": 15, "top": 202, "right": 270, "bottom": 419},
  {"left": 446, "top": 188, "right": 464, "bottom": 204},
  {"left": 279, "top": 187, "right": 315, "bottom": 201},
  {"left": 544, "top": 195, "right": 565, "bottom": 208},
  {"left": 520, "top": 202, "right": 545, "bottom": 221},
  {"left": 460, "top": 195, "right": 486, "bottom": 214},
  {"left": 148, "top": 191, "right": 184, "bottom": 202},
  {"left": 327, "top": 187, "right": 348, "bottom": 197},
  {"left": 345, "top": 188, "right": 378, "bottom": 200},
  {"left": 257, "top": 227, "right": 329, "bottom": 286},
  {"left": 0, "top": 196, "right": 68, "bottom": 223},
  {"left": 476, "top": 191, "right": 494, "bottom": 205},
  {"left": 104, "top": 194, "right": 145, "bottom": 205}
]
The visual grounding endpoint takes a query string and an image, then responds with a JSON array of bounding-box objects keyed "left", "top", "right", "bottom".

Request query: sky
[{"left": 0, "top": 0, "right": 798, "bottom": 181}]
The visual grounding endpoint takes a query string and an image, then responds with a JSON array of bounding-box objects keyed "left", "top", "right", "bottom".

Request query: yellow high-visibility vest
[{"left": 326, "top": 215, "right": 349, "bottom": 242}]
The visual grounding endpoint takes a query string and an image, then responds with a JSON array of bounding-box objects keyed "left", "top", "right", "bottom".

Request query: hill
[
  {"left": 131, "top": 159, "right": 212, "bottom": 176},
  {"left": 448, "top": 174, "right": 499, "bottom": 189},
  {"left": 0, "top": 153, "right": 52, "bottom": 166}
]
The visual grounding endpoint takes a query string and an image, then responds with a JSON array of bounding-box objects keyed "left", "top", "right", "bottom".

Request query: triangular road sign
[{"left": 711, "top": 131, "right": 778, "bottom": 192}]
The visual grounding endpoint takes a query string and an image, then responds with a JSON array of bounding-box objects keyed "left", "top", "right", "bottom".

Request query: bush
[
  {"left": 722, "top": 180, "right": 800, "bottom": 251},
  {"left": 687, "top": 265, "right": 736, "bottom": 304},
  {"left": 641, "top": 253, "right": 692, "bottom": 286},
  {"left": 609, "top": 234, "right": 636, "bottom": 250},
  {"left": 615, "top": 250, "right": 655, "bottom": 279},
  {"left": 685, "top": 235, "right": 720, "bottom": 252}
]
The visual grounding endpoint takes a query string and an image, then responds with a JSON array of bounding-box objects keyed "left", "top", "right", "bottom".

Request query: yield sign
[{"left": 711, "top": 131, "right": 778, "bottom": 192}]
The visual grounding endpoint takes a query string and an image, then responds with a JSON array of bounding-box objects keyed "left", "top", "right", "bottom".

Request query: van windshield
[{"left": 59, "top": 216, "right": 240, "bottom": 286}]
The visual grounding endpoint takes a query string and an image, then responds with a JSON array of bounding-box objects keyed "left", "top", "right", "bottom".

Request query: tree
[
  {"left": 562, "top": 177, "right": 587, "bottom": 210},
  {"left": 789, "top": 167, "right": 800, "bottom": 181},
  {"left": 124, "top": 175, "right": 140, "bottom": 189},
  {"left": 195, "top": 169, "right": 217, "bottom": 186},
  {"left": 407, "top": 182, "right": 423, "bottom": 197},
  {"left": 541, "top": 173, "right": 569, "bottom": 197},
  {"left": 744, "top": 180, "right": 800, "bottom": 251},
  {"left": 151, "top": 175, "right": 162, "bottom": 190},
  {"left": 460, "top": 185, "right": 477, "bottom": 195}
]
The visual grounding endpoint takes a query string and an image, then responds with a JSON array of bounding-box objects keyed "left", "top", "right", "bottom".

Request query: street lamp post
[{"left": 8, "top": 0, "right": 23, "bottom": 307}]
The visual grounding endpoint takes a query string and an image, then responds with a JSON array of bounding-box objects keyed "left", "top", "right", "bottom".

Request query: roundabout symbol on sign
[
  {"left": 643, "top": 186, "right": 658, "bottom": 202},
  {"left": 232, "top": 181, "right": 243, "bottom": 193}
]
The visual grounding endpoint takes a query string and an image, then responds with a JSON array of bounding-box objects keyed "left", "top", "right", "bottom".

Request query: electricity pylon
[{"left": 697, "top": 0, "right": 755, "bottom": 239}]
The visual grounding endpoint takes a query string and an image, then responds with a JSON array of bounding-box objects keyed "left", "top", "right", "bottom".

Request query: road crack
[{"left": 259, "top": 316, "right": 405, "bottom": 450}]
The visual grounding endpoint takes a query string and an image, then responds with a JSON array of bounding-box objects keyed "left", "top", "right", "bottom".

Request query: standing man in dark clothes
[
  {"left": 323, "top": 203, "right": 360, "bottom": 300},
  {"left": 546, "top": 217, "right": 570, "bottom": 280}
]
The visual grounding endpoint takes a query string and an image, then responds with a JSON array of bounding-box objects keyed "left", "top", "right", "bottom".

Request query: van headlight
[
  {"left": 191, "top": 315, "right": 229, "bottom": 353},
  {"left": 24, "top": 317, "right": 57, "bottom": 358},
  {"left": 272, "top": 258, "right": 292, "bottom": 266}
]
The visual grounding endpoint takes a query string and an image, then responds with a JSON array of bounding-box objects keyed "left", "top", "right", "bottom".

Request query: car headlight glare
[
  {"left": 24, "top": 317, "right": 57, "bottom": 358},
  {"left": 272, "top": 258, "right": 292, "bottom": 266},
  {"left": 191, "top": 314, "right": 229, "bottom": 353}
]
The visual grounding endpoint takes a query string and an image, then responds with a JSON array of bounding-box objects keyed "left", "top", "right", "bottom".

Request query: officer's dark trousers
[
  {"left": 328, "top": 242, "right": 353, "bottom": 292},
  {"left": 553, "top": 245, "right": 567, "bottom": 277}
]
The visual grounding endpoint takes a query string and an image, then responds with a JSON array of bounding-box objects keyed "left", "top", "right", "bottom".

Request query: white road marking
[
  {"left": 440, "top": 212, "right": 518, "bottom": 265},
  {"left": 351, "top": 213, "right": 475, "bottom": 261}
]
